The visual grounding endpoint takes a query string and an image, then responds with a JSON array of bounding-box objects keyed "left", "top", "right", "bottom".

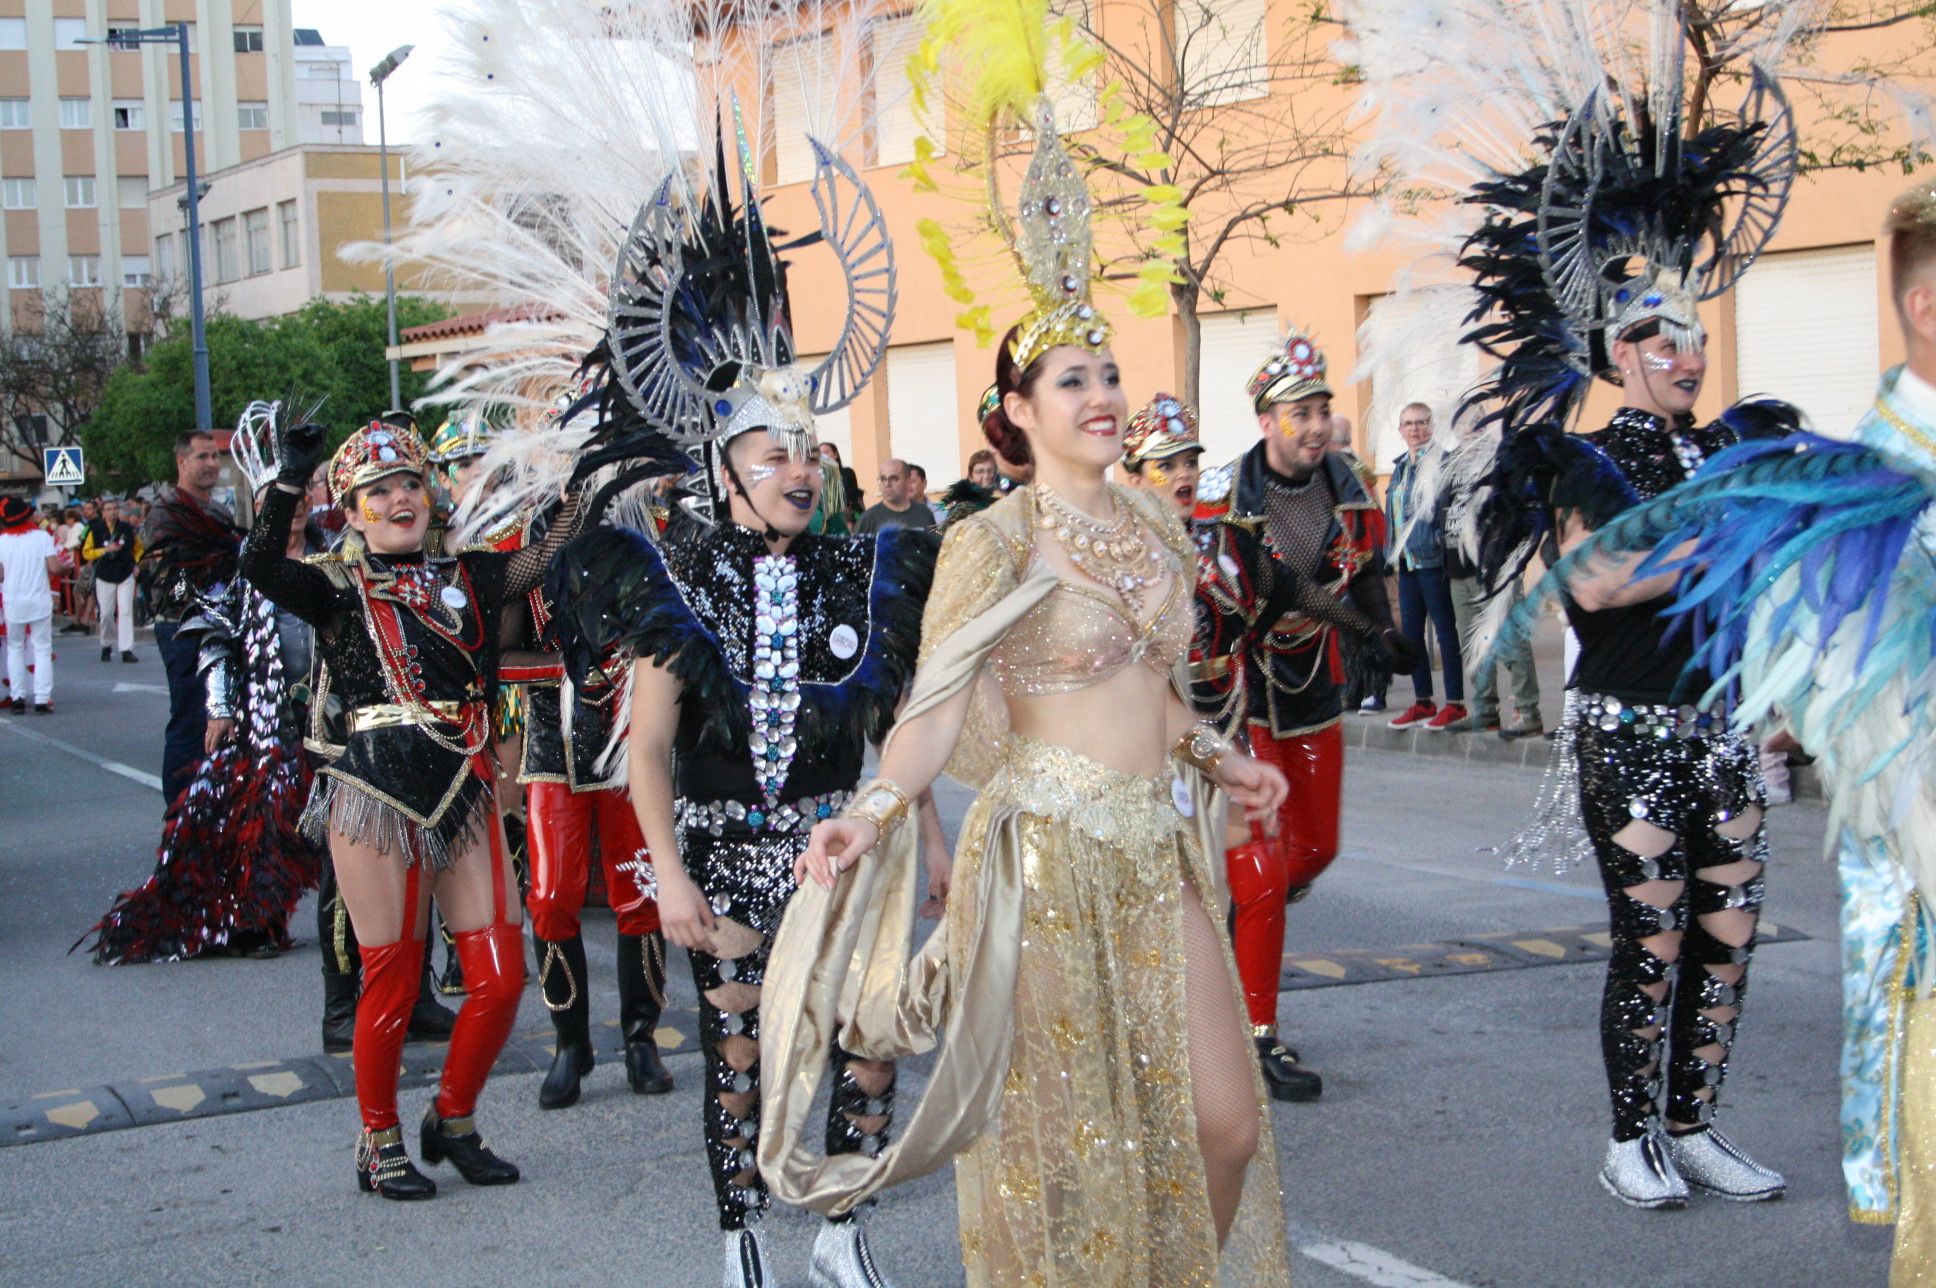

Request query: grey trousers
[{"left": 1447, "top": 575, "right": 1541, "bottom": 722}]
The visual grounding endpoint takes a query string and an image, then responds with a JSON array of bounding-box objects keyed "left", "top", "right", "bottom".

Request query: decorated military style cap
[
  {"left": 328, "top": 420, "right": 431, "bottom": 507},
  {"left": 1248, "top": 329, "right": 1331, "bottom": 413},
  {"left": 427, "top": 414, "right": 498, "bottom": 465},
  {"left": 1124, "top": 393, "right": 1201, "bottom": 468}
]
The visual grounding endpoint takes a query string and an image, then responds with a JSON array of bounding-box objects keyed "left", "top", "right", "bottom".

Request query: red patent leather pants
[{"left": 525, "top": 782, "right": 660, "bottom": 941}]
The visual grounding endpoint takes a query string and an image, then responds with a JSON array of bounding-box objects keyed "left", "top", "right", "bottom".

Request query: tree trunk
[{"left": 1175, "top": 283, "right": 1202, "bottom": 409}]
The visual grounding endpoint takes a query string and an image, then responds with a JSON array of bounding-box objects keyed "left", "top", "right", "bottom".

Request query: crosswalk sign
[{"left": 42, "top": 446, "right": 83, "bottom": 487}]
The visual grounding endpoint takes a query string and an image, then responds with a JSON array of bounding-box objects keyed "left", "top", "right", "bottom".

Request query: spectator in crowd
[
  {"left": 1384, "top": 402, "right": 1467, "bottom": 731},
  {"left": 906, "top": 462, "right": 946, "bottom": 523},
  {"left": 817, "top": 441, "right": 864, "bottom": 519},
  {"left": 940, "top": 447, "right": 1001, "bottom": 528},
  {"left": 856, "top": 457, "right": 937, "bottom": 533},
  {"left": 84, "top": 498, "right": 142, "bottom": 663},
  {"left": 1, "top": 495, "right": 62, "bottom": 712},
  {"left": 58, "top": 505, "right": 95, "bottom": 633},
  {"left": 141, "top": 431, "right": 241, "bottom": 805}
]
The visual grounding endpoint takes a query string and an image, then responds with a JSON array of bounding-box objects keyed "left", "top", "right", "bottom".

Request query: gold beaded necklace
[{"left": 1033, "top": 483, "right": 1165, "bottom": 616}]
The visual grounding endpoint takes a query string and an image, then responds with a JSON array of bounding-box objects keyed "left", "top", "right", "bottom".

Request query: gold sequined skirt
[
  {"left": 1897, "top": 988, "right": 1936, "bottom": 1286},
  {"left": 948, "top": 734, "right": 1291, "bottom": 1287}
]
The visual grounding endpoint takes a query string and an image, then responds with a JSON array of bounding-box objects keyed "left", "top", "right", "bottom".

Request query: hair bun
[{"left": 982, "top": 406, "right": 1033, "bottom": 468}]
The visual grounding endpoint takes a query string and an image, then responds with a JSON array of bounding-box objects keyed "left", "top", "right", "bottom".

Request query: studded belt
[
  {"left": 348, "top": 699, "right": 479, "bottom": 733},
  {"left": 677, "top": 790, "right": 852, "bottom": 838},
  {"left": 1576, "top": 691, "right": 1723, "bottom": 740}
]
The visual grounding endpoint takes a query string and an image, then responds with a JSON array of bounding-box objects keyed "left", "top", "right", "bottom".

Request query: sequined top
[{"left": 960, "top": 487, "right": 1194, "bottom": 698}]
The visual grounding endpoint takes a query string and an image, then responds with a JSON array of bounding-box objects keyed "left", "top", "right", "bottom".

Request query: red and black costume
[
  {"left": 1193, "top": 437, "right": 1397, "bottom": 1095},
  {"left": 241, "top": 425, "right": 572, "bottom": 1198},
  {"left": 517, "top": 566, "right": 673, "bottom": 1107}
]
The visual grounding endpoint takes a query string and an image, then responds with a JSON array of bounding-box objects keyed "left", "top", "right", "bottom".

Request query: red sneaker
[
  {"left": 1425, "top": 703, "right": 1468, "bottom": 732},
  {"left": 1387, "top": 700, "right": 1437, "bottom": 729}
]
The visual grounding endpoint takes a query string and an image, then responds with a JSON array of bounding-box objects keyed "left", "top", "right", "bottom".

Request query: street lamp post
[
  {"left": 87, "top": 24, "right": 210, "bottom": 430},
  {"left": 370, "top": 45, "right": 414, "bottom": 412}
]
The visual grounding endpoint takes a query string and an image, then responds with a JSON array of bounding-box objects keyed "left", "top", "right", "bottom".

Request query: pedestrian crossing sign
[{"left": 42, "top": 446, "right": 83, "bottom": 487}]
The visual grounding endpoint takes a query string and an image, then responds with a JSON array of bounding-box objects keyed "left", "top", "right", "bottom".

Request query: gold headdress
[{"left": 328, "top": 421, "right": 431, "bottom": 508}]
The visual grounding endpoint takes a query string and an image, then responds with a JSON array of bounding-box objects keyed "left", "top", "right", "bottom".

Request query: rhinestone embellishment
[{"left": 749, "top": 554, "right": 801, "bottom": 809}]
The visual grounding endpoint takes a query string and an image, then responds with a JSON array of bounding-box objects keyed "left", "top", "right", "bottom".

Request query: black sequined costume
[
  {"left": 1568, "top": 408, "right": 1770, "bottom": 1143},
  {"left": 76, "top": 529, "right": 325, "bottom": 963},
  {"left": 552, "top": 519, "right": 935, "bottom": 1231}
]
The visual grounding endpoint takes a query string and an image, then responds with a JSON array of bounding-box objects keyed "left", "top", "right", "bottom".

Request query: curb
[{"left": 1339, "top": 714, "right": 1825, "bottom": 802}]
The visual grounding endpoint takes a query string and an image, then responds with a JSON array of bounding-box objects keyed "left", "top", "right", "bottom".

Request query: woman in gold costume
[{"left": 754, "top": 12, "right": 1295, "bottom": 1276}]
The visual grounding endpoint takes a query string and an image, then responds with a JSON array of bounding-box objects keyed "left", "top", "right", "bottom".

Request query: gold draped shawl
[{"left": 757, "top": 486, "right": 1226, "bottom": 1215}]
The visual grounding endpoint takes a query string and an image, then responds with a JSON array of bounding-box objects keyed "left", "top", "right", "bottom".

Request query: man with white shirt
[{"left": 0, "top": 497, "right": 63, "bottom": 713}]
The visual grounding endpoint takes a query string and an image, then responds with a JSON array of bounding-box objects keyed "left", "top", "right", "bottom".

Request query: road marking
[
  {"left": 111, "top": 681, "right": 170, "bottom": 695},
  {"left": 0, "top": 721, "right": 163, "bottom": 792},
  {"left": 1493, "top": 874, "right": 1604, "bottom": 901},
  {"left": 1299, "top": 1240, "right": 1475, "bottom": 1288}
]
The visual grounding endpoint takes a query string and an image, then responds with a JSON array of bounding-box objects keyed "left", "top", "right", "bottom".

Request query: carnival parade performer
[
  {"left": 77, "top": 403, "right": 328, "bottom": 965},
  {"left": 523, "top": 3, "right": 930, "bottom": 1273},
  {"left": 518, "top": 536, "right": 674, "bottom": 1110},
  {"left": 241, "top": 415, "right": 573, "bottom": 1200},
  {"left": 1191, "top": 330, "right": 1402, "bottom": 1101},
  {"left": 1345, "top": 0, "right": 1804, "bottom": 1209},
  {"left": 746, "top": 9, "right": 1297, "bottom": 1280},
  {"left": 1522, "top": 178, "right": 1936, "bottom": 1280}
]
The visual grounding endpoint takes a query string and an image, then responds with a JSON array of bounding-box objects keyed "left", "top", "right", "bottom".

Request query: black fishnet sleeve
[{"left": 239, "top": 484, "right": 340, "bottom": 626}]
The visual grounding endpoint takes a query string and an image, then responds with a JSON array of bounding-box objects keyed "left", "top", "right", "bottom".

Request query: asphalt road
[{"left": 0, "top": 646, "right": 1893, "bottom": 1286}]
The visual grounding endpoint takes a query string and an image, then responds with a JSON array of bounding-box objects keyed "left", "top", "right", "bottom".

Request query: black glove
[
  {"left": 1371, "top": 627, "right": 1420, "bottom": 676},
  {"left": 276, "top": 421, "right": 328, "bottom": 487}
]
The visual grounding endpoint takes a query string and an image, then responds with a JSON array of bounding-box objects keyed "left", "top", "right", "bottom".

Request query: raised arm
[{"left": 240, "top": 420, "right": 335, "bottom": 623}]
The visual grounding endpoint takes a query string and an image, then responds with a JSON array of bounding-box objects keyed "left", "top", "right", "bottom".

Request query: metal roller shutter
[
  {"left": 1195, "top": 308, "right": 1279, "bottom": 467},
  {"left": 1734, "top": 245, "right": 1879, "bottom": 436},
  {"left": 886, "top": 341, "right": 962, "bottom": 481}
]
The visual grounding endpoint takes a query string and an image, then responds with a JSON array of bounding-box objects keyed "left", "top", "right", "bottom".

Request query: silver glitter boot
[
  {"left": 722, "top": 1227, "right": 773, "bottom": 1288},
  {"left": 808, "top": 1217, "right": 897, "bottom": 1288},
  {"left": 1599, "top": 1131, "right": 1689, "bottom": 1210},
  {"left": 1663, "top": 1126, "right": 1786, "bottom": 1201}
]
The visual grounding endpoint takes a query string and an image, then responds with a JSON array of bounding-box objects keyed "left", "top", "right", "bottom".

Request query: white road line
[
  {"left": 111, "top": 681, "right": 170, "bottom": 695},
  {"left": 1299, "top": 1240, "right": 1476, "bottom": 1288},
  {"left": 0, "top": 721, "right": 163, "bottom": 792}
]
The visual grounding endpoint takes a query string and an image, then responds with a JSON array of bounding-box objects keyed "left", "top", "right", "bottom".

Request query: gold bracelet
[
  {"left": 1171, "top": 724, "right": 1231, "bottom": 777},
  {"left": 844, "top": 778, "right": 911, "bottom": 834}
]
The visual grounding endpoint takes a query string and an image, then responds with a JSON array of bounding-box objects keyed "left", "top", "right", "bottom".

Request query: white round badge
[
  {"left": 828, "top": 623, "right": 859, "bottom": 659},
  {"left": 1170, "top": 774, "right": 1195, "bottom": 818},
  {"left": 441, "top": 585, "right": 468, "bottom": 611}
]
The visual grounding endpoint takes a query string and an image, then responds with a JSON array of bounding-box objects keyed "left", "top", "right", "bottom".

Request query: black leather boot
[
  {"left": 436, "top": 915, "right": 466, "bottom": 996},
  {"left": 408, "top": 955, "right": 458, "bottom": 1041},
  {"left": 617, "top": 931, "right": 674, "bottom": 1095},
  {"left": 356, "top": 1126, "right": 437, "bottom": 1200},
  {"left": 1256, "top": 1034, "right": 1323, "bottom": 1102},
  {"left": 419, "top": 1106, "right": 520, "bottom": 1186},
  {"left": 537, "top": 934, "right": 594, "bottom": 1109},
  {"left": 322, "top": 970, "right": 359, "bottom": 1053}
]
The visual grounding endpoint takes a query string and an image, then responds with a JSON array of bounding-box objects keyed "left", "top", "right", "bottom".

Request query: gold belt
[{"left": 348, "top": 700, "right": 476, "bottom": 733}]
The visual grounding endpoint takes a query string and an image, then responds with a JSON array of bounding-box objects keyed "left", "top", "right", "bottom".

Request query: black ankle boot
[
  {"left": 617, "top": 931, "right": 674, "bottom": 1095},
  {"left": 1256, "top": 1034, "right": 1323, "bottom": 1102},
  {"left": 408, "top": 956, "right": 457, "bottom": 1042},
  {"left": 322, "top": 970, "right": 358, "bottom": 1053},
  {"left": 419, "top": 1106, "right": 519, "bottom": 1186},
  {"left": 356, "top": 1126, "right": 437, "bottom": 1200},
  {"left": 537, "top": 935, "right": 594, "bottom": 1109},
  {"left": 436, "top": 919, "right": 466, "bottom": 996}
]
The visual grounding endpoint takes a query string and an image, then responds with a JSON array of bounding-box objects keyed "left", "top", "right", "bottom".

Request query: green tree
[{"left": 83, "top": 293, "right": 449, "bottom": 492}]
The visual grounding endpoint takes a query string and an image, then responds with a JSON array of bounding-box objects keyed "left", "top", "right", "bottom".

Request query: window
[
  {"left": 68, "top": 255, "right": 101, "bottom": 287},
  {"left": 169, "top": 101, "right": 203, "bottom": 133},
  {"left": 121, "top": 255, "right": 150, "bottom": 288},
  {"left": 106, "top": 27, "right": 144, "bottom": 51},
  {"left": 117, "top": 176, "right": 147, "bottom": 209},
  {"left": 320, "top": 109, "right": 358, "bottom": 127},
  {"left": 1196, "top": 309, "right": 1282, "bottom": 462},
  {"left": 871, "top": 17, "right": 925, "bottom": 167},
  {"left": 233, "top": 27, "right": 265, "bottom": 54},
  {"left": 7, "top": 256, "right": 37, "bottom": 289},
  {"left": 1174, "top": 0, "right": 1269, "bottom": 108},
  {"left": 53, "top": 19, "right": 89, "bottom": 51},
  {"left": 0, "top": 19, "right": 26, "bottom": 51},
  {"left": 16, "top": 413, "right": 49, "bottom": 446},
  {"left": 0, "top": 100, "right": 27, "bottom": 129},
  {"left": 770, "top": 35, "right": 837, "bottom": 185},
  {"left": 63, "top": 176, "right": 96, "bottom": 208},
  {"left": 278, "top": 200, "right": 299, "bottom": 268},
  {"left": 885, "top": 342, "right": 962, "bottom": 472},
  {"left": 154, "top": 232, "right": 175, "bottom": 279},
  {"left": 237, "top": 101, "right": 269, "bottom": 130},
  {"left": 212, "top": 216, "right": 238, "bottom": 282},
  {"left": 2, "top": 177, "right": 34, "bottom": 209},
  {"left": 1043, "top": 1, "right": 1098, "bottom": 133},
  {"left": 59, "top": 98, "right": 91, "bottom": 130},
  {"left": 244, "top": 207, "right": 270, "bottom": 275},
  {"left": 112, "top": 100, "right": 144, "bottom": 130},
  {"left": 1736, "top": 247, "right": 1882, "bottom": 435}
]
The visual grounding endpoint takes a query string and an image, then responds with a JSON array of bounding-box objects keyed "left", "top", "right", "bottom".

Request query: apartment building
[{"left": 0, "top": 0, "right": 363, "bottom": 332}]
